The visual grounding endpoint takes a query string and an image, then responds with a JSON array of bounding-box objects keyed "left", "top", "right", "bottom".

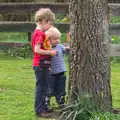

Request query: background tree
[{"left": 69, "top": 0, "right": 112, "bottom": 112}]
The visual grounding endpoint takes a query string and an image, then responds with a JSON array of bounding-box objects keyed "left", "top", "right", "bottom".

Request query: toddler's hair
[
  {"left": 45, "top": 27, "right": 61, "bottom": 39},
  {"left": 35, "top": 8, "right": 55, "bottom": 22}
]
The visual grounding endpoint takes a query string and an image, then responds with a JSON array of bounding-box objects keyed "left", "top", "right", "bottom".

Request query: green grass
[
  {"left": 0, "top": 58, "right": 35, "bottom": 120},
  {"left": 0, "top": 56, "right": 69, "bottom": 120},
  {"left": 0, "top": 32, "right": 67, "bottom": 43},
  {"left": 0, "top": 32, "right": 28, "bottom": 43},
  {"left": 111, "top": 63, "right": 120, "bottom": 108},
  {"left": 0, "top": 56, "right": 120, "bottom": 120},
  {"left": 111, "top": 16, "right": 120, "bottom": 23}
]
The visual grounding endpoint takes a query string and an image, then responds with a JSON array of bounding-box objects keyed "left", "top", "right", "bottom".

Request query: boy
[
  {"left": 31, "top": 8, "right": 58, "bottom": 118},
  {"left": 45, "top": 27, "right": 69, "bottom": 109}
]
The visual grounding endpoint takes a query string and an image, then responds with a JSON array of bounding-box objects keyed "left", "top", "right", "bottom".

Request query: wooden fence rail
[
  {"left": 0, "top": 22, "right": 70, "bottom": 33},
  {"left": 0, "top": 22, "right": 119, "bottom": 35},
  {"left": 109, "top": 4, "right": 120, "bottom": 16},
  {"left": 110, "top": 44, "right": 120, "bottom": 56},
  {"left": 0, "top": 3, "right": 69, "bottom": 14},
  {"left": 0, "top": 3, "right": 119, "bottom": 15}
]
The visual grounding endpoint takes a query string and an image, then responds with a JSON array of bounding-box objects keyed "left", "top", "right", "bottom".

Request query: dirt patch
[{"left": 35, "top": 111, "right": 63, "bottom": 120}]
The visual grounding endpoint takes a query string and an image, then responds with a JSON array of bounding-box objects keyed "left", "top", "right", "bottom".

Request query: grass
[
  {"left": 0, "top": 58, "right": 35, "bottom": 120},
  {"left": 0, "top": 32, "right": 67, "bottom": 43},
  {"left": 0, "top": 57, "right": 120, "bottom": 120},
  {"left": 111, "top": 63, "right": 120, "bottom": 108},
  {"left": 0, "top": 56, "right": 69, "bottom": 120},
  {"left": 0, "top": 32, "right": 28, "bottom": 43},
  {"left": 111, "top": 16, "right": 120, "bottom": 23}
]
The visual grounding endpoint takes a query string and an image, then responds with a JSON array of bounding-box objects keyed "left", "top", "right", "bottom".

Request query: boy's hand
[{"left": 49, "top": 50, "right": 58, "bottom": 56}]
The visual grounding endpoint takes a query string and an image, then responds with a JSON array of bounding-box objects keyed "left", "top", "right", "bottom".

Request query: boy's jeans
[
  {"left": 33, "top": 66, "right": 49, "bottom": 113},
  {"left": 48, "top": 72, "right": 66, "bottom": 104}
]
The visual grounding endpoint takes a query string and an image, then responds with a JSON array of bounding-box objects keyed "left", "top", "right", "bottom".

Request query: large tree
[{"left": 69, "top": 0, "right": 112, "bottom": 112}]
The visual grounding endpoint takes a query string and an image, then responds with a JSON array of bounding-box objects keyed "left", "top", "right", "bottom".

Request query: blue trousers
[
  {"left": 33, "top": 66, "right": 49, "bottom": 113},
  {"left": 48, "top": 72, "right": 66, "bottom": 102}
]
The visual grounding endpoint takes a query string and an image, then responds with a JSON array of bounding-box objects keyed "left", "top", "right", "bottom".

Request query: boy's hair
[
  {"left": 35, "top": 8, "right": 55, "bottom": 22},
  {"left": 45, "top": 27, "right": 61, "bottom": 39}
]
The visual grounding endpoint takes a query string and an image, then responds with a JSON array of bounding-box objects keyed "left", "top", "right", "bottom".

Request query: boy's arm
[{"left": 34, "top": 44, "right": 57, "bottom": 56}]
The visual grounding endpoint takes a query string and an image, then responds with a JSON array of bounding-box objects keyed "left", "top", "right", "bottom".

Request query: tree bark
[
  {"left": 108, "top": 0, "right": 120, "bottom": 3},
  {"left": 69, "top": 0, "right": 112, "bottom": 112}
]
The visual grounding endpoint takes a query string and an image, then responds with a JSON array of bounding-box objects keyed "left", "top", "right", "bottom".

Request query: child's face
[
  {"left": 42, "top": 20, "right": 53, "bottom": 31},
  {"left": 50, "top": 37, "right": 60, "bottom": 47}
]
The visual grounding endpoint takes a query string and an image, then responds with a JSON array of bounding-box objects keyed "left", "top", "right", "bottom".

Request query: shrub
[
  {"left": 112, "top": 36, "right": 120, "bottom": 44},
  {"left": 58, "top": 91, "right": 120, "bottom": 120},
  {"left": 59, "top": 92, "right": 98, "bottom": 120},
  {"left": 90, "top": 112, "right": 120, "bottom": 120},
  {"left": 0, "top": 44, "right": 32, "bottom": 59}
]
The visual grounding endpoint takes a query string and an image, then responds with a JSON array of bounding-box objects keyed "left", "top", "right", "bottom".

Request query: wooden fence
[{"left": 0, "top": 3, "right": 120, "bottom": 56}]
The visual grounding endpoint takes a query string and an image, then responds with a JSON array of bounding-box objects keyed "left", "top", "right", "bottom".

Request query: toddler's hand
[
  {"left": 49, "top": 50, "right": 58, "bottom": 56},
  {"left": 65, "top": 46, "right": 70, "bottom": 50}
]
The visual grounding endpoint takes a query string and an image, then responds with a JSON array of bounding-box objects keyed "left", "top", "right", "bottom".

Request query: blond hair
[
  {"left": 45, "top": 27, "right": 61, "bottom": 39},
  {"left": 35, "top": 8, "right": 55, "bottom": 22}
]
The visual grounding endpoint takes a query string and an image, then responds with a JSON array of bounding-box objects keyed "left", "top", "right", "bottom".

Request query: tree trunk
[{"left": 69, "top": 0, "right": 112, "bottom": 112}]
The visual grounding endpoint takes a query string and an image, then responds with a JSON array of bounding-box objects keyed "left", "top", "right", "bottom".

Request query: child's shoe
[
  {"left": 59, "top": 103, "right": 66, "bottom": 109},
  {"left": 36, "top": 110, "right": 51, "bottom": 118},
  {"left": 45, "top": 105, "right": 53, "bottom": 113},
  {"left": 44, "top": 96, "right": 53, "bottom": 113},
  {"left": 57, "top": 96, "right": 66, "bottom": 109}
]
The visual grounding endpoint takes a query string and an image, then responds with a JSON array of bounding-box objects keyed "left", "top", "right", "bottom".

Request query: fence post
[
  {"left": 28, "top": 13, "right": 31, "bottom": 42},
  {"left": 28, "top": 32, "right": 31, "bottom": 42}
]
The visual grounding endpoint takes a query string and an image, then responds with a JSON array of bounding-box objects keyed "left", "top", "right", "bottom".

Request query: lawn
[
  {"left": 0, "top": 32, "right": 67, "bottom": 43},
  {"left": 0, "top": 56, "right": 120, "bottom": 120},
  {"left": 0, "top": 33, "right": 28, "bottom": 43},
  {"left": 111, "top": 63, "right": 120, "bottom": 108}
]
